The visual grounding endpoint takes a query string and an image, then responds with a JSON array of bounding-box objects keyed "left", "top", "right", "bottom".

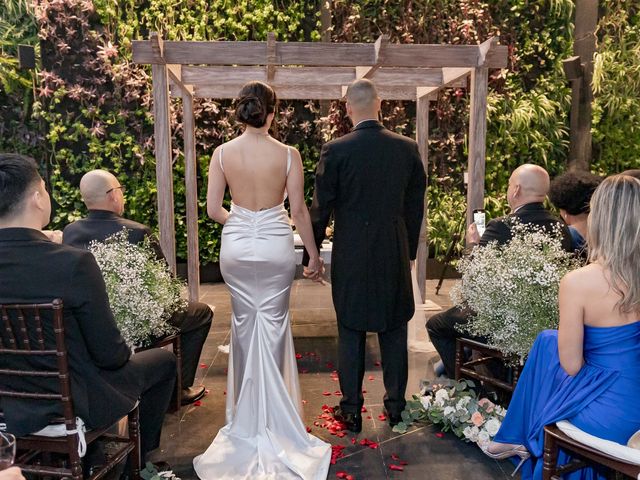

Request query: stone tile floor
[{"left": 150, "top": 279, "right": 514, "bottom": 479}]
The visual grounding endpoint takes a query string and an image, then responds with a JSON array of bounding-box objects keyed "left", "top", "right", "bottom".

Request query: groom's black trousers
[{"left": 338, "top": 322, "right": 408, "bottom": 417}]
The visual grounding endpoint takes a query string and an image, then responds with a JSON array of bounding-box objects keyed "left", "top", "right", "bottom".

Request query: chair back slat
[
  {"left": 16, "top": 308, "right": 31, "bottom": 351},
  {"left": 1, "top": 306, "right": 17, "bottom": 349},
  {"left": 0, "top": 299, "right": 76, "bottom": 427},
  {"left": 34, "top": 307, "right": 45, "bottom": 351}
]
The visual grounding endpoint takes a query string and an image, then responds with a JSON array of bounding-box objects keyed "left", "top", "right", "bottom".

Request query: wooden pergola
[{"left": 132, "top": 33, "right": 507, "bottom": 303}]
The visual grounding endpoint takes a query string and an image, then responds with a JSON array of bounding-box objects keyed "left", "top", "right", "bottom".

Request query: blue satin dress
[{"left": 494, "top": 322, "right": 640, "bottom": 479}]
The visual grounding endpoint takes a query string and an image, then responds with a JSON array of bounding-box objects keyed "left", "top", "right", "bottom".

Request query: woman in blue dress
[{"left": 482, "top": 174, "right": 640, "bottom": 479}]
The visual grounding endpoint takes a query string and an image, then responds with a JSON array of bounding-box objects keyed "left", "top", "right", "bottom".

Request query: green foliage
[
  {"left": 591, "top": 1, "right": 640, "bottom": 173},
  {"left": 1, "top": 0, "right": 638, "bottom": 265}
]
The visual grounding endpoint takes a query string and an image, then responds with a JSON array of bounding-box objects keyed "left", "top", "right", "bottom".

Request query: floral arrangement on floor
[
  {"left": 393, "top": 379, "right": 506, "bottom": 449},
  {"left": 89, "top": 229, "right": 184, "bottom": 348},
  {"left": 451, "top": 221, "right": 580, "bottom": 361}
]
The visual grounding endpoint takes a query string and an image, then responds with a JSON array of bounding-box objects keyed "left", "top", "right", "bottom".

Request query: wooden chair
[
  {"left": 0, "top": 299, "right": 140, "bottom": 480},
  {"left": 134, "top": 333, "right": 181, "bottom": 413},
  {"left": 543, "top": 424, "right": 640, "bottom": 480},
  {"left": 455, "top": 338, "right": 522, "bottom": 397}
]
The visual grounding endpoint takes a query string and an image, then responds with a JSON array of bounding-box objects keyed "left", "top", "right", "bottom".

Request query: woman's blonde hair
[{"left": 587, "top": 174, "right": 640, "bottom": 314}]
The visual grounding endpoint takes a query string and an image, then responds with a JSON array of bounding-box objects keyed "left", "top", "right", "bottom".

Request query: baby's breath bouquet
[
  {"left": 90, "top": 229, "right": 185, "bottom": 348},
  {"left": 451, "top": 221, "right": 580, "bottom": 360}
]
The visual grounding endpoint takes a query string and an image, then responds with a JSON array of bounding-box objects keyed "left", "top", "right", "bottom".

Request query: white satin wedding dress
[{"left": 193, "top": 148, "right": 331, "bottom": 480}]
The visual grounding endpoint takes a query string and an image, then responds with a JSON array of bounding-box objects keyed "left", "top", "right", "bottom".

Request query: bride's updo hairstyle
[
  {"left": 235, "top": 81, "right": 277, "bottom": 128},
  {"left": 587, "top": 174, "right": 640, "bottom": 314}
]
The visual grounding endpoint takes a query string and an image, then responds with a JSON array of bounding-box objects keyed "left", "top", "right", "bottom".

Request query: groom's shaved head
[{"left": 345, "top": 79, "right": 379, "bottom": 110}]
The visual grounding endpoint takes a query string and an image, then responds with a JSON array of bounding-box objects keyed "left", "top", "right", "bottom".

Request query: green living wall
[{"left": 1, "top": 0, "right": 638, "bottom": 263}]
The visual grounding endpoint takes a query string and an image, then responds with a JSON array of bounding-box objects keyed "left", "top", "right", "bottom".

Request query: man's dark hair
[
  {"left": 549, "top": 170, "right": 602, "bottom": 215},
  {"left": 0, "top": 153, "right": 41, "bottom": 218},
  {"left": 622, "top": 169, "right": 640, "bottom": 180}
]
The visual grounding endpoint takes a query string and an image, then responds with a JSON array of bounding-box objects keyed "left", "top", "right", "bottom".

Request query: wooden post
[
  {"left": 320, "top": 0, "right": 331, "bottom": 116},
  {"left": 467, "top": 67, "right": 488, "bottom": 228},
  {"left": 567, "top": 0, "right": 598, "bottom": 171},
  {"left": 182, "top": 90, "right": 200, "bottom": 301},
  {"left": 415, "top": 94, "right": 430, "bottom": 302},
  {"left": 151, "top": 33, "right": 177, "bottom": 273}
]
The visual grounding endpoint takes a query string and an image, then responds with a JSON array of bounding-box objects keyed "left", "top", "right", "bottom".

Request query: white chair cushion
[
  {"left": 556, "top": 420, "right": 640, "bottom": 467},
  {"left": 32, "top": 417, "right": 87, "bottom": 457}
]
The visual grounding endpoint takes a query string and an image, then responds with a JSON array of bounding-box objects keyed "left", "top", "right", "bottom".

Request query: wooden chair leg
[
  {"left": 128, "top": 406, "right": 141, "bottom": 480},
  {"left": 543, "top": 429, "right": 559, "bottom": 480},
  {"left": 173, "top": 336, "right": 182, "bottom": 413},
  {"left": 455, "top": 339, "right": 463, "bottom": 381},
  {"left": 68, "top": 434, "right": 83, "bottom": 480}
]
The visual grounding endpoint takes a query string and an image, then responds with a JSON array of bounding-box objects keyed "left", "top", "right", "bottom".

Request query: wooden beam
[
  {"left": 356, "top": 34, "right": 389, "bottom": 78},
  {"left": 152, "top": 62, "right": 177, "bottom": 273},
  {"left": 477, "top": 37, "right": 499, "bottom": 67},
  {"left": 181, "top": 65, "right": 445, "bottom": 88},
  {"left": 150, "top": 32, "right": 164, "bottom": 62},
  {"left": 442, "top": 67, "right": 471, "bottom": 85},
  {"left": 133, "top": 40, "right": 508, "bottom": 68},
  {"left": 181, "top": 90, "right": 200, "bottom": 302},
  {"left": 166, "top": 64, "right": 194, "bottom": 96},
  {"left": 266, "top": 32, "right": 276, "bottom": 82},
  {"left": 189, "top": 83, "right": 422, "bottom": 100},
  {"left": 466, "top": 67, "right": 489, "bottom": 229},
  {"left": 416, "top": 96, "right": 430, "bottom": 303}
]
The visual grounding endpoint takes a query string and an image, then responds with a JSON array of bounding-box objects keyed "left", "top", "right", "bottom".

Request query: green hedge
[{"left": 1, "top": 0, "right": 638, "bottom": 263}]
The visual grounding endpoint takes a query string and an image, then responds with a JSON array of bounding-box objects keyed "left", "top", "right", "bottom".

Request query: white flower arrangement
[
  {"left": 451, "top": 221, "right": 580, "bottom": 360},
  {"left": 394, "top": 379, "right": 506, "bottom": 449},
  {"left": 89, "top": 229, "right": 185, "bottom": 348}
]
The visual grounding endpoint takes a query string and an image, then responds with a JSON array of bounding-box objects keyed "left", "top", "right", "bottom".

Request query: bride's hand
[{"left": 304, "top": 256, "right": 325, "bottom": 283}]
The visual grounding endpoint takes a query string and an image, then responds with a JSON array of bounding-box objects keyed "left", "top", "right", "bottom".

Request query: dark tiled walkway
[{"left": 150, "top": 280, "right": 513, "bottom": 479}]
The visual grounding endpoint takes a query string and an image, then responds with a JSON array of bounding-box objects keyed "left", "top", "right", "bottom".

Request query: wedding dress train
[{"left": 193, "top": 202, "right": 331, "bottom": 480}]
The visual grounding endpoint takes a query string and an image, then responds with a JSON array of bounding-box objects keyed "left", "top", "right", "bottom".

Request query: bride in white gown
[{"left": 193, "top": 81, "right": 331, "bottom": 479}]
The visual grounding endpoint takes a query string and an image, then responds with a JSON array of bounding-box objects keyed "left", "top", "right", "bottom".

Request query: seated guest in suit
[
  {"left": 548, "top": 170, "right": 602, "bottom": 256},
  {"left": 62, "top": 169, "right": 213, "bottom": 406},
  {"left": 483, "top": 174, "right": 640, "bottom": 479},
  {"left": 0, "top": 153, "right": 176, "bottom": 465},
  {"left": 426, "top": 164, "right": 573, "bottom": 378}
]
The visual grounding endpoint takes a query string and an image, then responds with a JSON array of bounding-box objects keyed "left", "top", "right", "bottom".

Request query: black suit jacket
[
  {"left": 308, "top": 120, "right": 427, "bottom": 332},
  {"left": 62, "top": 210, "right": 164, "bottom": 260},
  {"left": 479, "top": 202, "right": 573, "bottom": 251},
  {"left": 0, "top": 228, "right": 143, "bottom": 436}
]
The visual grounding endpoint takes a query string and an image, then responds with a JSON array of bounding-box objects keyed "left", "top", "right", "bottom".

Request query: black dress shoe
[
  {"left": 181, "top": 385, "right": 206, "bottom": 405},
  {"left": 384, "top": 409, "right": 403, "bottom": 427},
  {"left": 333, "top": 405, "right": 362, "bottom": 433}
]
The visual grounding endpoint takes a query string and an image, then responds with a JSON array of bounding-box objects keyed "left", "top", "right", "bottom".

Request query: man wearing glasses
[{"left": 63, "top": 169, "right": 213, "bottom": 406}]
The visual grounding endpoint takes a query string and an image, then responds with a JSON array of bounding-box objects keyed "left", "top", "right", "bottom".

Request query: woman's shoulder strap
[{"left": 286, "top": 147, "right": 292, "bottom": 175}]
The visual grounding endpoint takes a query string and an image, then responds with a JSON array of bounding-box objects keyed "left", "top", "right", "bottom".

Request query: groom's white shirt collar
[{"left": 354, "top": 118, "right": 379, "bottom": 128}]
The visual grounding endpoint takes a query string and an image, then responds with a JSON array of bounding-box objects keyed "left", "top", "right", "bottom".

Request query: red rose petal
[
  {"left": 302, "top": 399, "right": 308, "bottom": 405},
  {"left": 362, "top": 389, "right": 367, "bottom": 394},
  {"left": 199, "top": 363, "right": 207, "bottom": 369},
  {"left": 326, "top": 362, "right": 335, "bottom": 369},
  {"left": 336, "top": 431, "right": 346, "bottom": 437},
  {"left": 374, "top": 361, "right": 381, "bottom": 367},
  {"left": 391, "top": 453, "right": 400, "bottom": 461},
  {"left": 435, "top": 432, "right": 444, "bottom": 438},
  {"left": 306, "top": 426, "right": 312, "bottom": 433},
  {"left": 193, "top": 400, "right": 202, "bottom": 406},
  {"left": 367, "top": 416, "right": 372, "bottom": 419},
  {"left": 223, "top": 390, "right": 226, "bottom": 395},
  {"left": 361, "top": 406, "right": 367, "bottom": 412},
  {"left": 346, "top": 476, "right": 354, "bottom": 480},
  {"left": 378, "top": 414, "right": 387, "bottom": 421},
  {"left": 368, "top": 375, "right": 375, "bottom": 381},
  {"left": 323, "top": 391, "right": 332, "bottom": 396},
  {"left": 351, "top": 437, "right": 356, "bottom": 444},
  {"left": 389, "top": 464, "right": 404, "bottom": 471},
  {"left": 204, "top": 389, "right": 210, "bottom": 395},
  {"left": 334, "top": 390, "right": 342, "bottom": 396},
  {"left": 295, "top": 353, "right": 303, "bottom": 359},
  {"left": 336, "top": 471, "right": 348, "bottom": 479}
]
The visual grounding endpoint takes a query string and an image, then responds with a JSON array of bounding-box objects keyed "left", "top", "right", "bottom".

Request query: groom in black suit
[
  {"left": 305, "top": 79, "right": 426, "bottom": 432},
  {"left": 62, "top": 169, "right": 213, "bottom": 406},
  {"left": 0, "top": 153, "right": 176, "bottom": 464}
]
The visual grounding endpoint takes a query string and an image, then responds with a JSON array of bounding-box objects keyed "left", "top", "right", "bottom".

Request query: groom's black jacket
[{"left": 308, "top": 120, "right": 426, "bottom": 332}]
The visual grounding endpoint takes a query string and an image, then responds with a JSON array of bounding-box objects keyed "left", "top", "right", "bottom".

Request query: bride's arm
[
  {"left": 557, "top": 270, "right": 585, "bottom": 376},
  {"left": 287, "top": 148, "right": 321, "bottom": 272},
  {"left": 207, "top": 147, "right": 230, "bottom": 225}
]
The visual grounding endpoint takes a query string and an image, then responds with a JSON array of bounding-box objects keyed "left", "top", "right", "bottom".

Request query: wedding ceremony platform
[{"left": 150, "top": 279, "right": 512, "bottom": 480}]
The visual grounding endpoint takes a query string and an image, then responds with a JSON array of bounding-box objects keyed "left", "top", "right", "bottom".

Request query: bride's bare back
[{"left": 216, "top": 133, "right": 290, "bottom": 212}]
